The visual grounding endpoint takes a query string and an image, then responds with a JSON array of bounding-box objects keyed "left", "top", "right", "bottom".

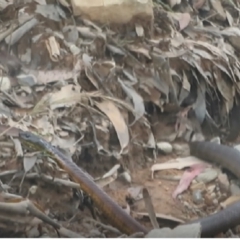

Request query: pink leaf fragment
[{"left": 172, "top": 163, "right": 208, "bottom": 199}]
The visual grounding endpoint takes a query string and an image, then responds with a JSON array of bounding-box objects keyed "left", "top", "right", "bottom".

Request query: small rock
[
  {"left": 192, "top": 190, "right": 204, "bottom": 205},
  {"left": 172, "top": 143, "right": 190, "bottom": 156},
  {"left": 0, "top": 76, "right": 11, "bottom": 91},
  {"left": 196, "top": 169, "right": 218, "bottom": 183},
  {"left": 210, "top": 137, "right": 221, "bottom": 144},
  {"left": 213, "top": 199, "right": 218, "bottom": 205},
  {"left": 157, "top": 142, "right": 173, "bottom": 154},
  {"left": 144, "top": 224, "right": 201, "bottom": 238},
  {"left": 192, "top": 179, "right": 197, "bottom": 184},
  {"left": 234, "top": 144, "right": 240, "bottom": 152},
  {"left": 119, "top": 171, "right": 132, "bottom": 183},
  {"left": 218, "top": 193, "right": 226, "bottom": 202},
  {"left": 89, "top": 229, "right": 103, "bottom": 238},
  {"left": 230, "top": 183, "right": 240, "bottom": 196},
  {"left": 17, "top": 74, "right": 37, "bottom": 86},
  {"left": 204, "top": 194, "right": 213, "bottom": 206},
  {"left": 218, "top": 173, "right": 230, "bottom": 193},
  {"left": 26, "top": 227, "right": 40, "bottom": 238},
  {"left": 210, "top": 192, "right": 216, "bottom": 198},
  {"left": 190, "top": 182, "right": 206, "bottom": 191},
  {"left": 191, "top": 133, "right": 205, "bottom": 142},
  {"left": 207, "top": 185, "right": 216, "bottom": 193}
]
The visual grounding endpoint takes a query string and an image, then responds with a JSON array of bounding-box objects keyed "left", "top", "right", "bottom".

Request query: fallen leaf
[
  {"left": 172, "top": 163, "right": 208, "bottom": 198},
  {"left": 96, "top": 100, "right": 129, "bottom": 152},
  {"left": 142, "top": 188, "right": 159, "bottom": 229},
  {"left": 135, "top": 212, "right": 185, "bottom": 224},
  {"left": 23, "top": 155, "right": 38, "bottom": 173},
  {"left": 127, "top": 186, "right": 143, "bottom": 201},
  {"left": 49, "top": 85, "right": 82, "bottom": 110},
  {"left": 220, "top": 195, "right": 240, "bottom": 208},
  {"left": 118, "top": 79, "right": 145, "bottom": 123},
  {"left": 151, "top": 156, "right": 206, "bottom": 179}
]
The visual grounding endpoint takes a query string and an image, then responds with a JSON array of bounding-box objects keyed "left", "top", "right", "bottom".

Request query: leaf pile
[{"left": 0, "top": 0, "right": 239, "bottom": 237}]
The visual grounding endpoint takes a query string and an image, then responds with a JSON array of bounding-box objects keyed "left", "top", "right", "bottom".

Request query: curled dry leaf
[
  {"left": 96, "top": 100, "right": 129, "bottom": 152},
  {"left": 172, "top": 163, "right": 209, "bottom": 198},
  {"left": 135, "top": 212, "right": 185, "bottom": 224},
  {"left": 95, "top": 172, "right": 118, "bottom": 188},
  {"left": 35, "top": 4, "right": 67, "bottom": 21},
  {"left": 142, "top": 188, "right": 159, "bottom": 229},
  {"left": 168, "top": 12, "right": 191, "bottom": 31},
  {"left": 49, "top": 85, "right": 82, "bottom": 110},
  {"left": 102, "top": 164, "right": 120, "bottom": 179},
  {"left": 118, "top": 79, "right": 145, "bottom": 124},
  {"left": 151, "top": 156, "right": 206, "bottom": 179}
]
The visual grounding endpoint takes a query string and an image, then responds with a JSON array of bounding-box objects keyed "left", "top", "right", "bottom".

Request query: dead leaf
[
  {"left": 49, "top": 85, "right": 82, "bottom": 110},
  {"left": 142, "top": 188, "right": 159, "bottom": 229},
  {"left": 23, "top": 155, "right": 38, "bottom": 173},
  {"left": 210, "top": 0, "right": 226, "bottom": 20},
  {"left": 220, "top": 195, "right": 240, "bottom": 208},
  {"left": 118, "top": 79, "right": 145, "bottom": 123},
  {"left": 151, "top": 156, "right": 207, "bottom": 178},
  {"left": 168, "top": 12, "right": 191, "bottom": 31},
  {"left": 172, "top": 163, "right": 208, "bottom": 198},
  {"left": 135, "top": 212, "right": 185, "bottom": 224},
  {"left": 96, "top": 100, "right": 129, "bottom": 152}
]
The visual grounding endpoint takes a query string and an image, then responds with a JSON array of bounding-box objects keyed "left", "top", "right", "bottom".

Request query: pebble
[
  {"left": 210, "top": 137, "right": 221, "bottom": 144},
  {"left": 210, "top": 192, "right": 216, "bottom": 199},
  {"left": 89, "top": 229, "right": 103, "bottom": 238},
  {"left": 192, "top": 190, "right": 204, "bottom": 205},
  {"left": 196, "top": 169, "right": 218, "bottom": 183},
  {"left": 145, "top": 224, "right": 201, "bottom": 238},
  {"left": 0, "top": 76, "right": 11, "bottom": 91},
  {"left": 172, "top": 143, "right": 190, "bottom": 156},
  {"left": 190, "top": 182, "right": 206, "bottom": 191},
  {"left": 17, "top": 74, "right": 37, "bottom": 87},
  {"left": 207, "top": 185, "right": 216, "bottom": 193},
  {"left": 26, "top": 227, "right": 40, "bottom": 238},
  {"left": 218, "top": 173, "right": 230, "bottom": 193},
  {"left": 230, "top": 183, "right": 240, "bottom": 196},
  {"left": 213, "top": 199, "right": 218, "bottom": 205},
  {"left": 119, "top": 171, "right": 132, "bottom": 183},
  {"left": 157, "top": 142, "right": 173, "bottom": 154},
  {"left": 204, "top": 194, "right": 213, "bottom": 206},
  {"left": 234, "top": 144, "right": 240, "bottom": 152}
]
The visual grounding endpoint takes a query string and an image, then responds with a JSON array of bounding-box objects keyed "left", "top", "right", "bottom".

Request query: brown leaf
[
  {"left": 118, "top": 79, "right": 145, "bottom": 123},
  {"left": 210, "top": 0, "right": 226, "bottom": 20},
  {"left": 96, "top": 100, "right": 129, "bottom": 152}
]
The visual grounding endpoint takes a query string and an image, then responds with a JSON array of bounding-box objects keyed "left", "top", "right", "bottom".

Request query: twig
[
  {"left": 84, "top": 218, "right": 121, "bottom": 234},
  {"left": 0, "top": 199, "right": 83, "bottom": 238}
]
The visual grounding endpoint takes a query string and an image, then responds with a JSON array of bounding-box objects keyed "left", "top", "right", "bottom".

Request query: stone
[{"left": 157, "top": 142, "right": 173, "bottom": 154}]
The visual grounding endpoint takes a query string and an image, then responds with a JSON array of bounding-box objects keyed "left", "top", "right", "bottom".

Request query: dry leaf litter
[{"left": 0, "top": 0, "right": 240, "bottom": 238}]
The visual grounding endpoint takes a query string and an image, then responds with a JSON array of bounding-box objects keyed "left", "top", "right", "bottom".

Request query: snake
[
  {"left": 19, "top": 130, "right": 147, "bottom": 235},
  {"left": 19, "top": 130, "right": 240, "bottom": 237}
]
